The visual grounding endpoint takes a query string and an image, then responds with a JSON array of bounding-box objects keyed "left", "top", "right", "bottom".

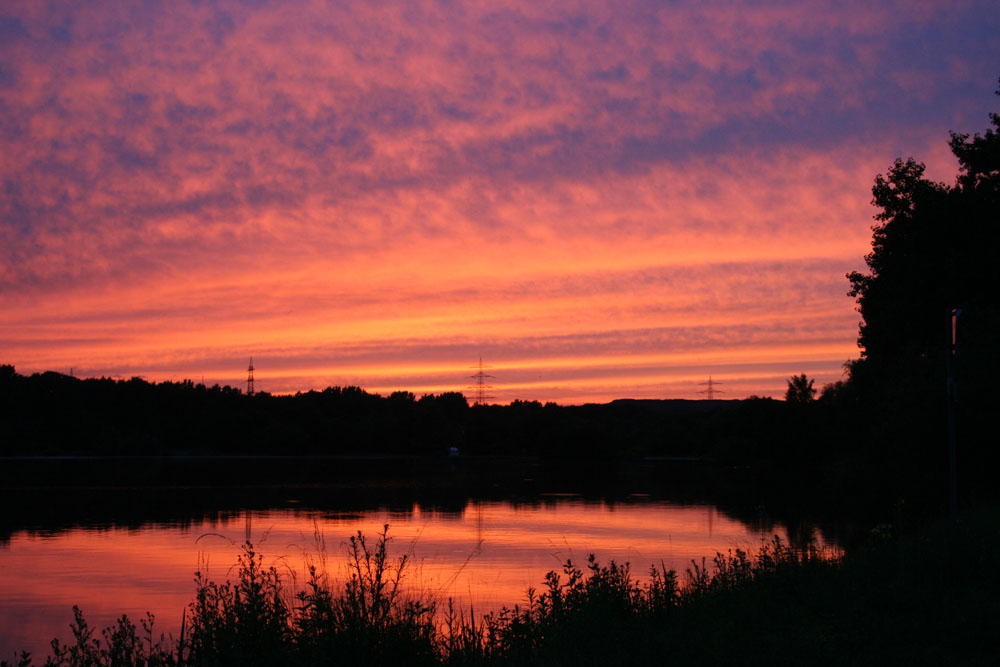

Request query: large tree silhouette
[{"left": 846, "top": 82, "right": 1000, "bottom": 484}]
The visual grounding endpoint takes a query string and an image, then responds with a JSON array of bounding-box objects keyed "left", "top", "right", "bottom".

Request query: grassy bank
[{"left": 5, "top": 513, "right": 997, "bottom": 666}]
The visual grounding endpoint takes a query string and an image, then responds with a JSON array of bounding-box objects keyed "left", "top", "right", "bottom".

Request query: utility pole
[
  {"left": 246, "top": 357, "right": 255, "bottom": 396},
  {"left": 698, "top": 376, "right": 724, "bottom": 400},
  {"left": 467, "top": 357, "right": 495, "bottom": 406},
  {"left": 946, "top": 308, "right": 961, "bottom": 532}
]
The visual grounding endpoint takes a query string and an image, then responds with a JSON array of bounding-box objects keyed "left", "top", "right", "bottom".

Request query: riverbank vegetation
[{"left": 5, "top": 514, "right": 997, "bottom": 666}]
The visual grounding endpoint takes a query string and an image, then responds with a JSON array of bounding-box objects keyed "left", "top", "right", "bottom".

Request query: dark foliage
[
  {"left": 0, "top": 367, "right": 471, "bottom": 457},
  {"left": 784, "top": 373, "right": 815, "bottom": 404},
  {"left": 0, "top": 366, "right": 838, "bottom": 468},
  {"left": 843, "top": 84, "right": 1000, "bottom": 499}
]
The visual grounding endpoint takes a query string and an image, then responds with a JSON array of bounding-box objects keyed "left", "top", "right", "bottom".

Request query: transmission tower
[
  {"left": 698, "top": 375, "right": 724, "bottom": 400},
  {"left": 467, "top": 357, "right": 495, "bottom": 406},
  {"left": 246, "top": 357, "right": 255, "bottom": 396}
]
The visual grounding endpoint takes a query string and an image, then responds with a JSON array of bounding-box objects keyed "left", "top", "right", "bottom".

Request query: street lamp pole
[{"left": 945, "top": 308, "right": 961, "bottom": 533}]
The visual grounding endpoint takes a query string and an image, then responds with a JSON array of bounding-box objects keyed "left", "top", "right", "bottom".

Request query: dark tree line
[
  {"left": 0, "top": 366, "right": 467, "bottom": 457},
  {"left": 1, "top": 365, "right": 843, "bottom": 469}
]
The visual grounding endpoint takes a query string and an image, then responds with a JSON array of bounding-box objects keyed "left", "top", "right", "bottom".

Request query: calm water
[{"left": 0, "top": 459, "right": 843, "bottom": 659}]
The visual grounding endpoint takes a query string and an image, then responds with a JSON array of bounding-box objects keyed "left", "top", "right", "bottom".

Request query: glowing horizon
[{"left": 1, "top": 1, "right": 996, "bottom": 404}]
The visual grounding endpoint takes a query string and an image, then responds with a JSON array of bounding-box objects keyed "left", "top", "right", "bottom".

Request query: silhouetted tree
[
  {"left": 848, "top": 83, "right": 999, "bottom": 375},
  {"left": 784, "top": 374, "right": 815, "bottom": 404},
  {"left": 845, "top": 79, "right": 1000, "bottom": 489},
  {"left": 818, "top": 381, "right": 844, "bottom": 402}
]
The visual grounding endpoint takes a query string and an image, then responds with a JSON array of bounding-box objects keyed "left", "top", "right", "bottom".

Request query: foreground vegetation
[{"left": 5, "top": 514, "right": 997, "bottom": 666}]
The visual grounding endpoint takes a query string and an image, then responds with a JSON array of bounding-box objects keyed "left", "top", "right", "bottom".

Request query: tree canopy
[
  {"left": 849, "top": 83, "right": 999, "bottom": 361},
  {"left": 785, "top": 374, "right": 815, "bottom": 404},
  {"left": 844, "top": 81, "right": 1000, "bottom": 480}
]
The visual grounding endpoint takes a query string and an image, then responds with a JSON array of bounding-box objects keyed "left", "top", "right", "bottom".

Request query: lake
[{"left": 0, "top": 457, "right": 845, "bottom": 660}]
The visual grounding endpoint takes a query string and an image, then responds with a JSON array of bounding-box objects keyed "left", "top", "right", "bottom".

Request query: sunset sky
[{"left": 2, "top": 1, "right": 997, "bottom": 403}]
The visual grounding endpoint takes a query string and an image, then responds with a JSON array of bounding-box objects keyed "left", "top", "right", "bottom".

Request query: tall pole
[{"left": 945, "top": 308, "right": 961, "bottom": 531}]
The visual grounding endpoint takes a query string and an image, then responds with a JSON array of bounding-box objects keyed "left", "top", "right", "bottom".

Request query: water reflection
[
  {"left": 0, "top": 497, "right": 834, "bottom": 660},
  {"left": 0, "top": 459, "right": 847, "bottom": 659}
]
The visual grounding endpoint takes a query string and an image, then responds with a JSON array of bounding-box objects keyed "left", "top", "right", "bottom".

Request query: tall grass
[
  {"left": 293, "top": 526, "right": 438, "bottom": 665},
  {"left": 6, "top": 516, "right": 996, "bottom": 666},
  {"left": 442, "top": 536, "right": 825, "bottom": 666}
]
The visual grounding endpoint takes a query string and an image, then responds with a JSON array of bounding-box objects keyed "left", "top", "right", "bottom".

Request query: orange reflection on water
[{"left": 0, "top": 500, "right": 831, "bottom": 658}]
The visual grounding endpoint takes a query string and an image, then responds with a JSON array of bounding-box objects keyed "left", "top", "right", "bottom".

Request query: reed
[{"left": 6, "top": 514, "right": 997, "bottom": 666}]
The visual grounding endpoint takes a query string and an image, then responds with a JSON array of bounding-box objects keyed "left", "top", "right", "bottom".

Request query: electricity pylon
[
  {"left": 698, "top": 375, "right": 723, "bottom": 400},
  {"left": 467, "top": 357, "right": 495, "bottom": 405}
]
